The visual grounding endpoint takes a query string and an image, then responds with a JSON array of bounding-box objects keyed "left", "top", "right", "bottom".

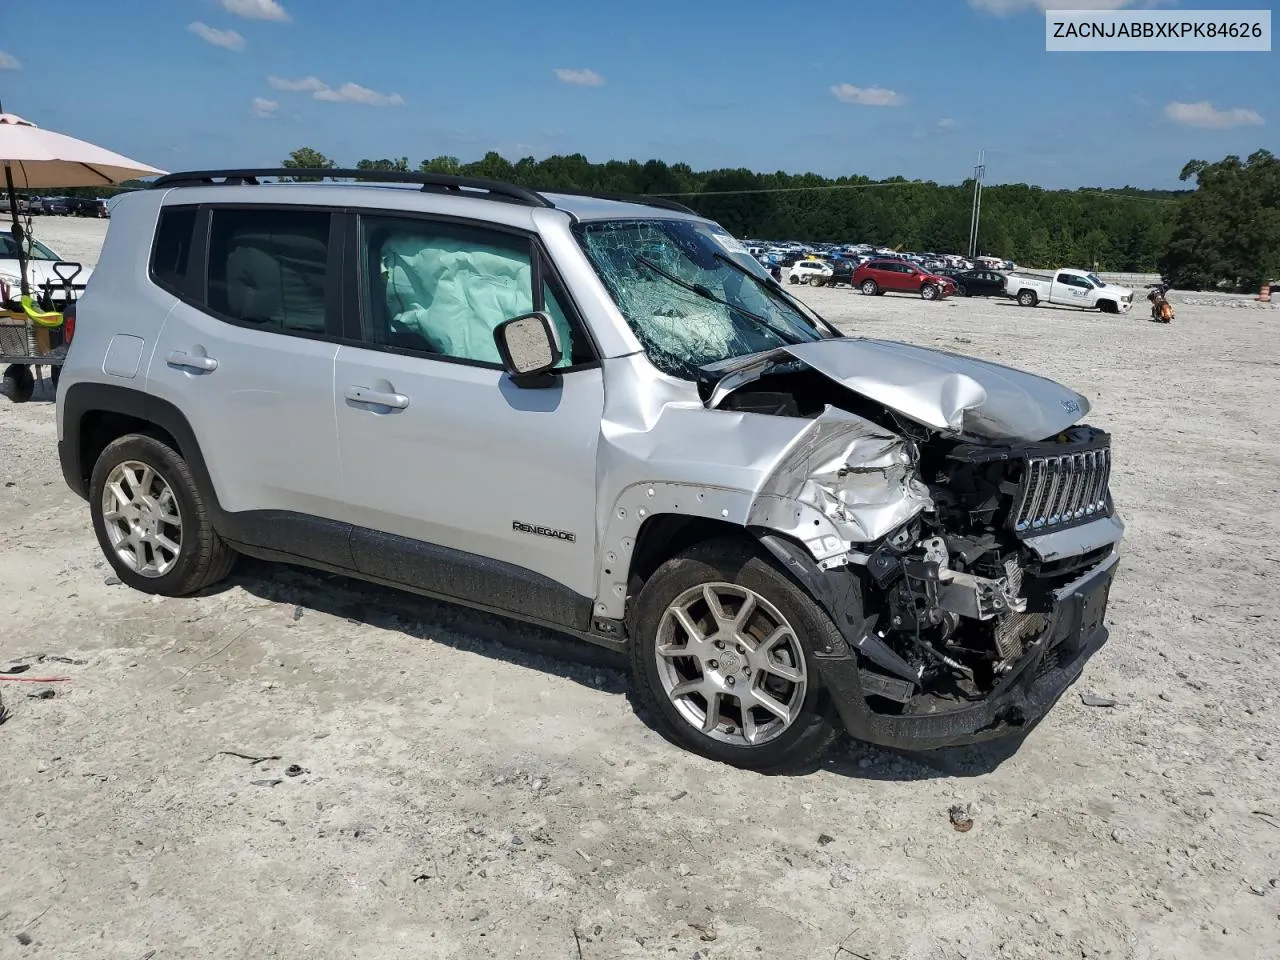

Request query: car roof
[{"left": 540, "top": 192, "right": 706, "bottom": 223}]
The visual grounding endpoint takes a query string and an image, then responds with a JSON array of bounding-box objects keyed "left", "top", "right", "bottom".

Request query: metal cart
[{"left": 0, "top": 261, "right": 80, "bottom": 403}]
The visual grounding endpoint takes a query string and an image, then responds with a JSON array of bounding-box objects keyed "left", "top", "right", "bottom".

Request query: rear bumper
[{"left": 818, "top": 549, "right": 1119, "bottom": 750}]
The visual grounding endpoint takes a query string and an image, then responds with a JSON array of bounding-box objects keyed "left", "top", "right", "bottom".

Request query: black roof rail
[{"left": 149, "top": 168, "right": 554, "bottom": 208}]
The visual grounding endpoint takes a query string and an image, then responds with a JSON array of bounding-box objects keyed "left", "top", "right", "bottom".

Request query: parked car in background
[
  {"left": 788, "top": 259, "right": 833, "bottom": 285},
  {"left": 944, "top": 269, "right": 1008, "bottom": 298},
  {"left": 70, "top": 197, "right": 110, "bottom": 218},
  {"left": 810, "top": 260, "right": 855, "bottom": 288},
  {"left": 853, "top": 259, "right": 955, "bottom": 300},
  {"left": 1005, "top": 268, "right": 1133, "bottom": 313},
  {"left": 0, "top": 233, "right": 93, "bottom": 306},
  {"left": 42, "top": 196, "right": 72, "bottom": 216},
  {"left": 25, "top": 196, "right": 47, "bottom": 215}
]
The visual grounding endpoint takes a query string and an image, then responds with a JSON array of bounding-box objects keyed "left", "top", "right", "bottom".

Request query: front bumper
[{"left": 817, "top": 548, "right": 1120, "bottom": 750}]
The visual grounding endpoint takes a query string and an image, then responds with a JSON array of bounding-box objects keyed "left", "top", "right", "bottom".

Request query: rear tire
[
  {"left": 629, "top": 539, "right": 842, "bottom": 772},
  {"left": 956, "top": 283, "right": 969, "bottom": 297},
  {"left": 89, "top": 433, "right": 237, "bottom": 596},
  {"left": 860, "top": 280, "right": 879, "bottom": 296},
  {"left": 789, "top": 274, "right": 799, "bottom": 284},
  {"left": 1017, "top": 289, "right": 1038, "bottom": 307}
]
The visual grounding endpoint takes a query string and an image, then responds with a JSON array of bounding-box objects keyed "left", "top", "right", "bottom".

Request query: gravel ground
[{"left": 2, "top": 219, "right": 1278, "bottom": 960}]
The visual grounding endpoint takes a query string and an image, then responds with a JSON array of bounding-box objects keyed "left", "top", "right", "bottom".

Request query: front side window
[
  {"left": 360, "top": 216, "right": 590, "bottom": 368},
  {"left": 574, "top": 218, "right": 833, "bottom": 381},
  {"left": 207, "top": 207, "right": 331, "bottom": 333}
]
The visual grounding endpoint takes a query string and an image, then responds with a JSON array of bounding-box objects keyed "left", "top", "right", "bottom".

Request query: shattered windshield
[{"left": 573, "top": 218, "right": 833, "bottom": 380}]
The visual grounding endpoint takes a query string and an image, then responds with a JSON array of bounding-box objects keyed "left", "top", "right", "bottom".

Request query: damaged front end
[{"left": 710, "top": 351, "right": 1122, "bottom": 750}]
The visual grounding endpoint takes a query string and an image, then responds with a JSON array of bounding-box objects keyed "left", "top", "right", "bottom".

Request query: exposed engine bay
[{"left": 711, "top": 359, "right": 1117, "bottom": 715}]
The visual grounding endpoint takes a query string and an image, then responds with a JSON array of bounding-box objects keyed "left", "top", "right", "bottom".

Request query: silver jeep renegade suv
[{"left": 56, "top": 168, "right": 1123, "bottom": 770}]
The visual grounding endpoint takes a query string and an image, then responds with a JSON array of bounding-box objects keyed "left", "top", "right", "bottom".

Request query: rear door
[
  {"left": 145, "top": 203, "right": 350, "bottom": 561},
  {"left": 332, "top": 212, "right": 605, "bottom": 627}
]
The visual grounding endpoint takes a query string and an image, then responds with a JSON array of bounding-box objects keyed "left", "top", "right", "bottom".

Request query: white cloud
[
  {"left": 554, "top": 68, "right": 605, "bottom": 87},
  {"left": 188, "top": 22, "right": 246, "bottom": 51},
  {"left": 250, "top": 97, "right": 279, "bottom": 119},
  {"left": 219, "top": 0, "right": 290, "bottom": 21},
  {"left": 0, "top": 50, "right": 20, "bottom": 70},
  {"left": 314, "top": 82, "right": 404, "bottom": 106},
  {"left": 269, "top": 75, "right": 403, "bottom": 106},
  {"left": 1164, "top": 100, "right": 1264, "bottom": 129},
  {"left": 938, "top": 117, "right": 958, "bottom": 129},
  {"left": 830, "top": 84, "right": 906, "bottom": 107},
  {"left": 268, "top": 75, "right": 327, "bottom": 92}
]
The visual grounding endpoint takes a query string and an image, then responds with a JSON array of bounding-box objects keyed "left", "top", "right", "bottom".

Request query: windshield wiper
[
  {"left": 634, "top": 255, "right": 805, "bottom": 346},
  {"left": 712, "top": 252, "right": 842, "bottom": 338}
]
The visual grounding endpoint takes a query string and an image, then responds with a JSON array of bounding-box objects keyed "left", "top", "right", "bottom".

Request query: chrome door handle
[
  {"left": 166, "top": 350, "right": 218, "bottom": 372},
  {"left": 345, "top": 386, "right": 410, "bottom": 410}
]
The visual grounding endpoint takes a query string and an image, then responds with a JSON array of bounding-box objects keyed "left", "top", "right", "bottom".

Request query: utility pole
[{"left": 967, "top": 149, "right": 985, "bottom": 259}]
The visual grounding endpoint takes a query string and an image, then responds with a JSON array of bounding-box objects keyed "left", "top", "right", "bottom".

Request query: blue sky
[{"left": 0, "top": 0, "right": 1274, "bottom": 188}]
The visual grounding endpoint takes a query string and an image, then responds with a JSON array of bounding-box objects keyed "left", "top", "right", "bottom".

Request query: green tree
[
  {"left": 419, "top": 155, "right": 461, "bottom": 175},
  {"left": 1160, "top": 150, "right": 1280, "bottom": 290},
  {"left": 356, "top": 157, "right": 410, "bottom": 173},
  {"left": 281, "top": 147, "right": 336, "bottom": 181}
]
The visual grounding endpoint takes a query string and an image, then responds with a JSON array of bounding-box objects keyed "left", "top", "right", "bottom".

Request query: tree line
[{"left": 278, "top": 145, "right": 1276, "bottom": 290}]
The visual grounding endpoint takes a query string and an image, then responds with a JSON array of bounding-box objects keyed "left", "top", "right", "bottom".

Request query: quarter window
[
  {"left": 359, "top": 216, "right": 590, "bottom": 368},
  {"left": 206, "top": 208, "right": 332, "bottom": 333},
  {"left": 151, "top": 206, "right": 198, "bottom": 296}
]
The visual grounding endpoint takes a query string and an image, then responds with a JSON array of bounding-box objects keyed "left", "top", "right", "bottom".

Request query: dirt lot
[{"left": 2, "top": 219, "right": 1278, "bottom": 959}]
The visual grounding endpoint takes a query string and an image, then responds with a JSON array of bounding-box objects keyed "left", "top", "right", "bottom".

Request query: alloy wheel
[
  {"left": 654, "top": 582, "right": 808, "bottom": 747},
  {"left": 100, "top": 460, "right": 183, "bottom": 577}
]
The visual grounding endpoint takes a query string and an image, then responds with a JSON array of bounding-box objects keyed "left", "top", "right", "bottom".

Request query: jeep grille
[{"left": 1012, "top": 446, "right": 1112, "bottom": 533}]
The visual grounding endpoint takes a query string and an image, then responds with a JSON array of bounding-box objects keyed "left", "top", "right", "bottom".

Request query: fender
[
  {"left": 59, "top": 381, "right": 216, "bottom": 505},
  {"left": 58, "top": 380, "right": 355, "bottom": 569}
]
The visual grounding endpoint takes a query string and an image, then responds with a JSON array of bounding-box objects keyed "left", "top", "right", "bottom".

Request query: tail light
[{"left": 63, "top": 302, "right": 76, "bottom": 343}]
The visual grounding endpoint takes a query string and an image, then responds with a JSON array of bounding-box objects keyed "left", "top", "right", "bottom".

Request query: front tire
[
  {"left": 89, "top": 433, "right": 237, "bottom": 596},
  {"left": 860, "top": 279, "right": 879, "bottom": 296},
  {"left": 921, "top": 283, "right": 939, "bottom": 301},
  {"left": 629, "top": 539, "right": 842, "bottom": 771}
]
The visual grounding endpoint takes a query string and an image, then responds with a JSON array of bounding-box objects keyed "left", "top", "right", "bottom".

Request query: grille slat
[{"left": 1013, "top": 444, "right": 1111, "bottom": 533}]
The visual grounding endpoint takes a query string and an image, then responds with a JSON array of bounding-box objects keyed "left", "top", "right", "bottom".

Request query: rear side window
[
  {"left": 151, "top": 206, "right": 198, "bottom": 296},
  {"left": 206, "top": 208, "right": 331, "bottom": 333}
]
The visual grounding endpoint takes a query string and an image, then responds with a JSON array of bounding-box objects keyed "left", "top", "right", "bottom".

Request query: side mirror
[{"left": 494, "top": 311, "right": 560, "bottom": 384}]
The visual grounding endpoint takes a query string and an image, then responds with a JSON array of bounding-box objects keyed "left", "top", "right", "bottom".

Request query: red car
[{"left": 852, "top": 259, "right": 955, "bottom": 301}]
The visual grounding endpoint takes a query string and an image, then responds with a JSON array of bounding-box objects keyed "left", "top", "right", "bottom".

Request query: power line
[
  {"left": 652, "top": 180, "right": 966, "bottom": 197},
  {"left": 649, "top": 180, "right": 1183, "bottom": 204}
]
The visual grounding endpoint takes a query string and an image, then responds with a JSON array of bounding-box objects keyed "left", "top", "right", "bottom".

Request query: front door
[{"left": 332, "top": 213, "right": 604, "bottom": 629}]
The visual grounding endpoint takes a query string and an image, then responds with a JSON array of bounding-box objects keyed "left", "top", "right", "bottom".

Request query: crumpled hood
[{"left": 708, "top": 337, "right": 1090, "bottom": 443}]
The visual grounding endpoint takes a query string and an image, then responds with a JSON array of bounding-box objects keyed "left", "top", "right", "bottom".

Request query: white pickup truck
[{"left": 1005, "top": 268, "right": 1134, "bottom": 314}]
